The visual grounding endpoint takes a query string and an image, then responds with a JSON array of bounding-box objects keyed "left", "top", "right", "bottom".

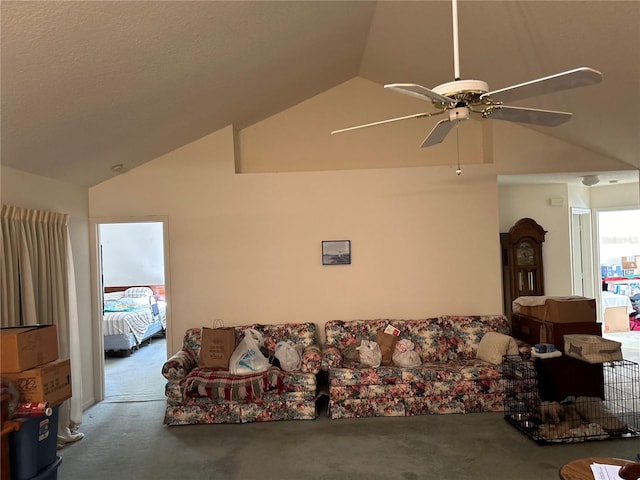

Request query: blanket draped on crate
[{"left": 182, "top": 366, "right": 285, "bottom": 402}]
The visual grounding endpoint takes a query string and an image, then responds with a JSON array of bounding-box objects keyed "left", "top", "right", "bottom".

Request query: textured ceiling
[{"left": 2, "top": 1, "right": 639, "bottom": 187}]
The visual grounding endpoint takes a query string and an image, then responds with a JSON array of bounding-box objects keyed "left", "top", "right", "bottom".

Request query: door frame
[
  {"left": 570, "top": 207, "right": 595, "bottom": 299},
  {"left": 89, "top": 215, "right": 171, "bottom": 403}
]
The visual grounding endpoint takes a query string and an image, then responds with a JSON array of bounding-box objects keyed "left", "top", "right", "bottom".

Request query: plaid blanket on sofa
[{"left": 182, "top": 366, "right": 285, "bottom": 402}]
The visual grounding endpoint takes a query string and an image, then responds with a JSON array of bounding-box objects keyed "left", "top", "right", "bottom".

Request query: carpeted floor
[
  {"left": 103, "top": 336, "right": 167, "bottom": 403},
  {"left": 55, "top": 335, "right": 640, "bottom": 480}
]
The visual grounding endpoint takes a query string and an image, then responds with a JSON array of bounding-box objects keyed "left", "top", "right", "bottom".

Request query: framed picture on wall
[{"left": 322, "top": 240, "right": 351, "bottom": 265}]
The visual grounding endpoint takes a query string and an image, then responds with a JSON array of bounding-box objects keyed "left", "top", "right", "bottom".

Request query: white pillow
[
  {"left": 124, "top": 287, "right": 154, "bottom": 298},
  {"left": 103, "top": 291, "right": 124, "bottom": 301},
  {"left": 477, "top": 332, "right": 519, "bottom": 365}
]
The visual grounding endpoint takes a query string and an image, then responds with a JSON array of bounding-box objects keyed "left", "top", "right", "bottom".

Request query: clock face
[{"left": 516, "top": 241, "right": 535, "bottom": 266}]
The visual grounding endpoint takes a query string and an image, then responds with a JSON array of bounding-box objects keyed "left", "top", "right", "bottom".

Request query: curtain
[{"left": 0, "top": 204, "right": 84, "bottom": 445}]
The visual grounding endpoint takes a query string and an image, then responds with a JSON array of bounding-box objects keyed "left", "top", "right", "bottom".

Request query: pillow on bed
[
  {"left": 124, "top": 287, "right": 154, "bottom": 298},
  {"left": 121, "top": 296, "right": 150, "bottom": 306},
  {"left": 477, "top": 332, "right": 519, "bottom": 365},
  {"left": 103, "top": 291, "right": 125, "bottom": 301}
]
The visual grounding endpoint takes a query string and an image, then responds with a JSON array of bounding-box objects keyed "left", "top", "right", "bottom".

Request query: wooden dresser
[{"left": 511, "top": 313, "right": 601, "bottom": 351}]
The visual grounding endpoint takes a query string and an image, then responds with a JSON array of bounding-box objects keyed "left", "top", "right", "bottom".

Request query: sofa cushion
[
  {"left": 441, "top": 315, "right": 511, "bottom": 361},
  {"left": 247, "top": 322, "right": 318, "bottom": 351},
  {"left": 324, "top": 318, "right": 448, "bottom": 362},
  {"left": 329, "top": 366, "right": 404, "bottom": 386}
]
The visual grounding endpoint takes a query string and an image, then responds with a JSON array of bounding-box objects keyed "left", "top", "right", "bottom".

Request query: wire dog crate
[{"left": 503, "top": 356, "right": 640, "bottom": 444}]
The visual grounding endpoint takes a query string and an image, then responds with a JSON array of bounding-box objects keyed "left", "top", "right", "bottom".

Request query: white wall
[
  {"left": 498, "top": 183, "right": 574, "bottom": 296},
  {"left": 0, "top": 166, "right": 95, "bottom": 408},
  {"left": 100, "top": 222, "right": 165, "bottom": 286},
  {"left": 591, "top": 182, "right": 640, "bottom": 209}
]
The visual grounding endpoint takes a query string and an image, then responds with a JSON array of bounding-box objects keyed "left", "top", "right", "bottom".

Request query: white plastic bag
[
  {"left": 356, "top": 340, "right": 382, "bottom": 368},
  {"left": 229, "top": 328, "right": 270, "bottom": 375},
  {"left": 274, "top": 341, "right": 303, "bottom": 371},
  {"left": 392, "top": 338, "right": 422, "bottom": 367}
]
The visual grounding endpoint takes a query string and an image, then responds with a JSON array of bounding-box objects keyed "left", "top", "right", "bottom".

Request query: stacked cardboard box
[
  {"left": 515, "top": 296, "right": 597, "bottom": 324},
  {"left": 511, "top": 296, "right": 599, "bottom": 351},
  {"left": 0, "top": 325, "right": 72, "bottom": 407},
  {"left": 1, "top": 325, "right": 70, "bottom": 480}
]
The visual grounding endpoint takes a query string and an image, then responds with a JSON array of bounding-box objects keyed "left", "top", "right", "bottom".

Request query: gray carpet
[
  {"left": 56, "top": 337, "right": 640, "bottom": 480},
  {"left": 103, "top": 337, "right": 167, "bottom": 403}
]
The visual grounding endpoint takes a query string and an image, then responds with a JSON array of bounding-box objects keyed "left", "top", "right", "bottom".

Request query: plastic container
[
  {"left": 31, "top": 456, "right": 62, "bottom": 480},
  {"left": 9, "top": 406, "right": 59, "bottom": 480}
]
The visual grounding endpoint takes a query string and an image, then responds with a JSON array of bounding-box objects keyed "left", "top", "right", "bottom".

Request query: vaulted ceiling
[{"left": 2, "top": 1, "right": 639, "bottom": 187}]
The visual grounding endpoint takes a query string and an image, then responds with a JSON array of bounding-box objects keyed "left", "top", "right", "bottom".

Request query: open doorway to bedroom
[{"left": 96, "top": 219, "right": 170, "bottom": 403}]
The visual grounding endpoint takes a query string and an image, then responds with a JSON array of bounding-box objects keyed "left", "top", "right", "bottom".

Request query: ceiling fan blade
[
  {"left": 482, "top": 105, "right": 573, "bottom": 126},
  {"left": 481, "top": 67, "right": 602, "bottom": 104},
  {"left": 421, "top": 119, "right": 455, "bottom": 147},
  {"left": 385, "top": 83, "right": 456, "bottom": 107},
  {"left": 331, "top": 111, "right": 443, "bottom": 135}
]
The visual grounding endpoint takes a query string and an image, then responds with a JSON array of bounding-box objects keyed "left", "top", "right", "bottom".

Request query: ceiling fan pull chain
[
  {"left": 452, "top": 0, "right": 461, "bottom": 81},
  {"left": 455, "top": 112, "right": 462, "bottom": 176}
]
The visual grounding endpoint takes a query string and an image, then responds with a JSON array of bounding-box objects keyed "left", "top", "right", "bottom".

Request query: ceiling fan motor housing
[{"left": 432, "top": 79, "right": 489, "bottom": 99}]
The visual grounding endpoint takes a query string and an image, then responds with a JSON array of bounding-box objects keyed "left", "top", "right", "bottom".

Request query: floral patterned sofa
[
  {"left": 162, "top": 323, "right": 321, "bottom": 425},
  {"left": 321, "top": 315, "right": 513, "bottom": 419}
]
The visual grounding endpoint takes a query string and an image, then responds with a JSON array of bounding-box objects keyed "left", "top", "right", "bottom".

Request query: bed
[{"left": 103, "top": 286, "right": 167, "bottom": 355}]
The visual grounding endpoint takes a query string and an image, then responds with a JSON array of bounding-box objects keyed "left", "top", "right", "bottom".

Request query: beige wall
[
  {"left": 0, "top": 166, "right": 94, "bottom": 407},
  {"left": 89, "top": 125, "right": 504, "bottom": 354}
]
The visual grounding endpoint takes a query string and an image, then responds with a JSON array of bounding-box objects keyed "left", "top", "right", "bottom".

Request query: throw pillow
[{"left": 477, "top": 332, "right": 519, "bottom": 365}]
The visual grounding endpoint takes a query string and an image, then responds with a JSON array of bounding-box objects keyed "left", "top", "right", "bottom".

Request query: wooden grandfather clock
[{"left": 501, "top": 218, "right": 547, "bottom": 316}]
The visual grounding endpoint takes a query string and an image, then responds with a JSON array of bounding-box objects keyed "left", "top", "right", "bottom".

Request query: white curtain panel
[{"left": 0, "top": 205, "right": 84, "bottom": 444}]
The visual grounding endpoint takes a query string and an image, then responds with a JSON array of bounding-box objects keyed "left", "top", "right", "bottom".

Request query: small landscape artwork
[{"left": 322, "top": 240, "right": 351, "bottom": 265}]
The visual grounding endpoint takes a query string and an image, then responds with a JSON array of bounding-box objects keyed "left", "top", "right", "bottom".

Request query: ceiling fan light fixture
[
  {"left": 582, "top": 175, "right": 600, "bottom": 186},
  {"left": 449, "top": 106, "right": 470, "bottom": 122}
]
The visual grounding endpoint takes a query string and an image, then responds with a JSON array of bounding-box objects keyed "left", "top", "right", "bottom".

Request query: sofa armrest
[
  {"left": 300, "top": 344, "right": 322, "bottom": 375},
  {"left": 321, "top": 344, "right": 343, "bottom": 371},
  {"left": 162, "top": 350, "right": 197, "bottom": 381}
]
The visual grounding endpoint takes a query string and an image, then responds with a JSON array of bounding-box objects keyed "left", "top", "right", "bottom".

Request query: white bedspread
[
  {"left": 103, "top": 307, "right": 156, "bottom": 343},
  {"left": 601, "top": 291, "right": 634, "bottom": 317}
]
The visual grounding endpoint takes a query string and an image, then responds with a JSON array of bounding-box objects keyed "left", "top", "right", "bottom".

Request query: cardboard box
[
  {"left": 621, "top": 256, "right": 637, "bottom": 269},
  {"left": 518, "top": 297, "right": 596, "bottom": 323},
  {"left": 1, "top": 325, "right": 58, "bottom": 373},
  {"left": 603, "top": 306, "right": 630, "bottom": 333},
  {"left": 1, "top": 359, "right": 71, "bottom": 406}
]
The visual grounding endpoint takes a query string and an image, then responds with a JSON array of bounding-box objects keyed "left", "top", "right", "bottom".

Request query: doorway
[
  {"left": 571, "top": 208, "right": 595, "bottom": 298},
  {"left": 91, "top": 217, "right": 170, "bottom": 403},
  {"left": 596, "top": 208, "right": 640, "bottom": 364}
]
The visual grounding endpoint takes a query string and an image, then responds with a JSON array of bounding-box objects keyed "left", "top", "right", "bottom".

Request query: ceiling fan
[{"left": 331, "top": 0, "right": 603, "bottom": 149}]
